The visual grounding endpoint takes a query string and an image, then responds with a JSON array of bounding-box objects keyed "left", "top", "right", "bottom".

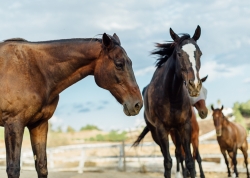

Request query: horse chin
[
  {"left": 216, "top": 131, "right": 222, "bottom": 137},
  {"left": 123, "top": 104, "right": 132, "bottom": 116}
]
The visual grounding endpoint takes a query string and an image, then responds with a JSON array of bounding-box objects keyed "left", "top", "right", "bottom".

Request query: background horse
[
  {"left": 211, "top": 105, "right": 249, "bottom": 178},
  {"left": 133, "top": 25, "right": 203, "bottom": 178},
  {"left": 0, "top": 33, "right": 143, "bottom": 178},
  {"left": 170, "top": 79, "right": 208, "bottom": 178}
]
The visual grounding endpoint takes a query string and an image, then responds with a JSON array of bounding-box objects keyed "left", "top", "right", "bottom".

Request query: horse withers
[
  {"left": 211, "top": 105, "right": 249, "bottom": 178},
  {"left": 0, "top": 33, "right": 143, "bottom": 178}
]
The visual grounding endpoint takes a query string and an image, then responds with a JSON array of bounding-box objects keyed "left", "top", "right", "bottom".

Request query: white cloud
[
  {"left": 243, "top": 78, "right": 250, "bottom": 83},
  {"left": 200, "top": 60, "right": 246, "bottom": 82},
  {"left": 135, "top": 66, "right": 156, "bottom": 77},
  {"left": 49, "top": 115, "right": 65, "bottom": 131}
]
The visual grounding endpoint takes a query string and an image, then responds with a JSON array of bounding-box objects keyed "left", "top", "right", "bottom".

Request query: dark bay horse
[
  {"left": 133, "top": 26, "right": 203, "bottom": 178},
  {"left": 211, "top": 105, "right": 249, "bottom": 178},
  {"left": 0, "top": 33, "right": 143, "bottom": 178},
  {"left": 170, "top": 80, "right": 208, "bottom": 178},
  {"left": 133, "top": 80, "right": 208, "bottom": 178}
]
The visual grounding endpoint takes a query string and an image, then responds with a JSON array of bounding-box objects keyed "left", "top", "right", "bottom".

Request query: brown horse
[
  {"left": 133, "top": 26, "right": 203, "bottom": 178},
  {"left": 170, "top": 80, "right": 208, "bottom": 178},
  {"left": 0, "top": 33, "right": 143, "bottom": 178},
  {"left": 211, "top": 105, "right": 249, "bottom": 178}
]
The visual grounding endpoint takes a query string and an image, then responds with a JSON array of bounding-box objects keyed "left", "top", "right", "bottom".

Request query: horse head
[
  {"left": 211, "top": 105, "right": 224, "bottom": 136},
  {"left": 170, "top": 25, "right": 202, "bottom": 97},
  {"left": 189, "top": 75, "right": 208, "bottom": 119},
  {"left": 94, "top": 33, "right": 143, "bottom": 116}
]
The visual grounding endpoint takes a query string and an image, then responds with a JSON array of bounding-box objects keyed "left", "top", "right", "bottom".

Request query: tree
[
  {"left": 67, "top": 126, "right": 75, "bottom": 133},
  {"left": 80, "top": 124, "right": 101, "bottom": 131}
]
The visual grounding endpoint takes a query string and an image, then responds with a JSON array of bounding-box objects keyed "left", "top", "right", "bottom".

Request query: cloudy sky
[{"left": 1, "top": 1, "right": 249, "bottom": 131}]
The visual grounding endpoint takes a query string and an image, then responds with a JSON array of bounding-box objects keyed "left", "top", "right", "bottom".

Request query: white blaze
[{"left": 182, "top": 43, "right": 198, "bottom": 86}]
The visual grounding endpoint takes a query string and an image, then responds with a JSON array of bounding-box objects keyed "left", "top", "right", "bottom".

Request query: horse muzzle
[
  {"left": 216, "top": 129, "right": 222, "bottom": 137},
  {"left": 187, "top": 80, "right": 202, "bottom": 97},
  {"left": 198, "top": 109, "right": 208, "bottom": 119},
  {"left": 123, "top": 101, "right": 143, "bottom": 116}
]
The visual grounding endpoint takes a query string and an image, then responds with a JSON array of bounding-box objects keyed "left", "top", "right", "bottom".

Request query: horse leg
[
  {"left": 174, "top": 130, "right": 187, "bottom": 178},
  {"left": 221, "top": 149, "right": 231, "bottom": 177},
  {"left": 240, "top": 141, "right": 250, "bottom": 178},
  {"left": 192, "top": 138, "right": 205, "bottom": 178},
  {"left": 4, "top": 120, "right": 25, "bottom": 178},
  {"left": 181, "top": 122, "right": 195, "bottom": 178},
  {"left": 156, "top": 125, "right": 172, "bottom": 178},
  {"left": 194, "top": 149, "right": 205, "bottom": 178},
  {"left": 179, "top": 150, "right": 187, "bottom": 178},
  {"left": 229, "top": 149, "right": 238, "bottom": 178},
  {"left": 28, "top": 121, "right": 48, "bottom": 178}
]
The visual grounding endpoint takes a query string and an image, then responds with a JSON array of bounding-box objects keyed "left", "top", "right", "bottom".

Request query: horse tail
[{"left": 132, "top": 126, "right": 150, "bottom": 147}]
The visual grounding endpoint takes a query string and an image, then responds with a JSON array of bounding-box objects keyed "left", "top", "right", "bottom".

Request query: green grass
[{"left": 88, "top": 130, "right": 127, "bottom": 142}]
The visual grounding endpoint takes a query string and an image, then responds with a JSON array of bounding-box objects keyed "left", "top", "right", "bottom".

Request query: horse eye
[{"left": 115, "top": 62, "right": 123, "bottom": 70}]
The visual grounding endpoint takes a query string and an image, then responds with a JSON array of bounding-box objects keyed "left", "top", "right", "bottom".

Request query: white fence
[{"left": 0, "top": 139, "right": 249, "bottom": 173}]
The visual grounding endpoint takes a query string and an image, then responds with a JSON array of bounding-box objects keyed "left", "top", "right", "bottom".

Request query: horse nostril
[{"left": 135, "top": 102, "right": 140, "bottom": 111}]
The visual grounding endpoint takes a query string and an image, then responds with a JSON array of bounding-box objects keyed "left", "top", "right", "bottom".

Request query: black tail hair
[{"left": 132, "top": 126, "right": 150, "bottom": 147}]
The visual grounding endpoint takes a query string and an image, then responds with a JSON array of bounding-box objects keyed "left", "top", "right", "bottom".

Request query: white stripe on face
[{"left": 182, "top": 43, "right": 198, "bottom": 87}]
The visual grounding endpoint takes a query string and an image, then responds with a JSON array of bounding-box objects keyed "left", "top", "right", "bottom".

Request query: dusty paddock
[{"left": 0, "top": 170, "right": 237, "bottom": 178}]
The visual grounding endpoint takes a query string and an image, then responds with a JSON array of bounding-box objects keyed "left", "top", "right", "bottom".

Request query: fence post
[
  {"left": 118, "top": 141, "right": 126, "bottom": 171},
  {"left": 48, "top": 151, "right": 54, "bottom": 170},
  {"left": 220, "top": 154, "right": 224, "bottom": 167},
  {"left": 78, "top": 149, "right": 85, "bottom": 174}
]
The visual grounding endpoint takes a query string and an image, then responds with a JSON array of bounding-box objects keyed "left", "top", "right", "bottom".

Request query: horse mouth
[
  {"left": 216, "top": 130, "right": 222, "bottom": 136},
  {"left": 189, "top": 91, "right": 199, "bottom": 97}
]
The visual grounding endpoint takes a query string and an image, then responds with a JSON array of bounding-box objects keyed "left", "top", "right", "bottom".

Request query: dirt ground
[{"left": 0, "top": 170, "right": 233, "bottom": 178}]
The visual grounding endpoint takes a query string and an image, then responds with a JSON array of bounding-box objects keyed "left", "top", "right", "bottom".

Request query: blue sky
[{"left": 0, "top": 1, "right": 250, "bottom": 131}]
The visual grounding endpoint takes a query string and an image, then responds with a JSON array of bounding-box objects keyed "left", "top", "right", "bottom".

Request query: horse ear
[
  {"left": 170, "top": 28, "right": 180, "bottom": 42},
  {"left": 102, "top": 33, "right": 113, "bottom": 49},
  {"left": 220, "top": 105, "right": 224, "bottom": 111},
  {"left": 201, "top": 75, "right": 208, "bottom": 83},
  {"left": 192, "top": 25, "right": 201, "bottom": 41},
  {"left": 113, "top": 33, "right": 121, "bottom": 45},
  {"left": 211, "top": 105, "right": 214, "bottom": 111}
]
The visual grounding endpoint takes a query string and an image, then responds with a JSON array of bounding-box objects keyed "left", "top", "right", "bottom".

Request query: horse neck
[
  {"left": 162, "top": 55, "right": 186, "bottom": 104},
  {"left": 221, "top": 115, "right": 229, "bottom": 128},
  {"left": 34, "top": 40, "right": 102, "bottom": 101}
]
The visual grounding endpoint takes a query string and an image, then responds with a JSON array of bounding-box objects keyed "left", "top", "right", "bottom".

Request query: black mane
[{"left": 152, "top": 34, "right": 191, "bottom": 68}]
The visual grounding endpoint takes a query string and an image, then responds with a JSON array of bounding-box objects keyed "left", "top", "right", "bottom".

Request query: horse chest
[
  {"left": 217, "top": 135, "right": 235, "bottom": 150},
  {"left": 160, "top": 108, "right": 189, "bottom": 127}
]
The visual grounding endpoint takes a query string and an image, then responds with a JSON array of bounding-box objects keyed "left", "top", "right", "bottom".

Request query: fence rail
[{"left": 0, "top": 139, "right": 249, "bottom": 173}]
